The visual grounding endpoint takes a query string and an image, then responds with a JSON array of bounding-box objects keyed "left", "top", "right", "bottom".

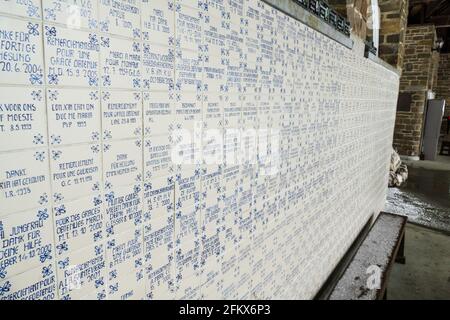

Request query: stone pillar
[
  {"left": 393, "top": 25, "right": 437, "bottom": 156},
  {"left": 330, "top": 0, "right": 408, "bottom": 70},
  {"left": 377, "top": 0, "right": 408, "bottom": 70},
  {"left": 328, "top": 0, "right": 369, "bottom": 39}
]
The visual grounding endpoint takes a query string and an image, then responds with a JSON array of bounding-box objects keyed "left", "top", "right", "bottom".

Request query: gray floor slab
[{"left": 388, "top": 223, "right": 450, "bottom": 300}]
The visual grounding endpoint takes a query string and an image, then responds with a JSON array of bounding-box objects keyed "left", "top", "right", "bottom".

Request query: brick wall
[
  {"left": 436, "top": 53, "right": 450, "bottom": 117},
  {"left": 378, "top": 0, "right": 408, "bottom": 70},
  {"left": 393, "top": 25, "right": 437, "bottom": 156}
]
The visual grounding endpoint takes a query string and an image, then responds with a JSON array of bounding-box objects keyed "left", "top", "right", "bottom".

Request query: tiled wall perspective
[{"left": 0, "top": 0, "right": 399, "bottom": 300}]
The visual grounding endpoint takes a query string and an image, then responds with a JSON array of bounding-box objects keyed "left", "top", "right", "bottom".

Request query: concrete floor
[
  {"left": 402, "top": 155, "right": 450, "bottom": 171},
  {"left": 385, "top": 164, "right": 450, "bottom": 232},
  {"left": 385, "top": 157, "right": 450, "bottom": 299},
  {"left": 388, "top": 223, "right": 450, "bottom": 300}
]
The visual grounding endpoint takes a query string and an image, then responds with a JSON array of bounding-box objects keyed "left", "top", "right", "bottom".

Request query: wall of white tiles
[{"left": 0, "top": 0, "right": 399, "bottom": 300}]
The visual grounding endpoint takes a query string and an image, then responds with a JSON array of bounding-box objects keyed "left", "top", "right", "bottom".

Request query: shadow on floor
[{"left": 388, "top": 223, "right": 450, "bottom": 300}]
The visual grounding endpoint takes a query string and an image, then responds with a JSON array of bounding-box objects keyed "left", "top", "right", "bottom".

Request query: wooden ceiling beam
[
  {"left": 425, "top": 0, "right": 450, "bottom": 19},
  {"left": 409, "top": 0, "right": 441, "bottom": 6},
  {"left": 429, "top": 15, "right": 450, "bottom": 26}
]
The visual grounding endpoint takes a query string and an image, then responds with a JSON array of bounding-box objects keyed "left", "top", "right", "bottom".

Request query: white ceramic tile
[
  {"left": 203, "top": 12, "right": 229, "bottom": 61},
  {"left": 52, "top": 194, "right": 104, "bottom": 258},
  {"left": 0, "top": 206, "right": 53, "bottom": 279},
  {"left": 0, "top": 263, "right": 57, "bottom": 300},
  {"left": 216, "top": 249, "right": 239, "bottom": 296},
  {"left": 104, "top": 183, "right": 143, "bottom": 237},
  {"left": 203, "top": 60, "right": 227, "bottom": 93},
  {"left": 141, "top": 0, "right": 175, "bottom": 46},
  {"left": 101, "top": 90, "right": 142, "bottom": 140},
  {"left": 143, "top": 175, "right": 174, "bottom": 222},
  {"left": 143, "top": 211, "right": 173, "bottom": 261},
  {"left": 174, "top": 273, "right": 201, "bottom": 299},
  {"left": 143, "top": 91, "right": 174, "bottom": 136},
  {"left": 201, "top": 164, "right": 222, "bottom": 209},
  {"left": 42, "top": 0, "right": 98, "bottom": 30},
  {"left": 175, "top": 169, "right": 201, "bottom": 210},
  {"left": 0, "top": 17, "right": 44, "bottom": 85},
  {"left": 143, "top": 135, "right": 173, "bottom": 180},
  {"left": 79, "top": 289, "right": 107, "bottom": 300},
  {"left": 176, "top": 0, "right": 201, "bottom": 10},
  {"left": 144, "top": 263, "right": 174, "bottom": 299},
  {"left": 202, "top": 128, "right": 223, "bottom": 166},
  {"left": 0, "top": 148, "right": 51, "bottom": 215},
  {"left": 199, "top": 214, "right": 222, "bottom": 268},
  {"left": 49, "top": 143, "right": 102, "bottom": 202},
  {"left": 44, "top": 25, "right": 99, "bottom": 87},
  {"left": 143, "top": 209, "right": 175, "bottom": 299},
  {"left": 174, "top": 204, "right": 200, "bottom": 248},
  {"left": 203, "top": 92, "right": 224, "bottom": 124},
  {"left": 174, "top": 48, "right": 202, "bottom": 92},
  {"left": 100, "top": 36, "right": 141, "bottom": 89},
  {"left": 103, "top": 138, "right": 142, "bottom": 188},
  {"left": 175, "top": 5, "right": 202, "bottom": 51},
  {"left": 199, "top": 218, "right": 222, "bottom": 258},
  {"left": 223, "top": 131, "right": 241, "bottom": 168},
  {"left": 0, "top": 87, "right": 47, "bottom": 152},
  {"left": 0, "top": 0, "right": 41, "bottom": 19},
  {"left": 173, "top": 228, "right": 199, "bottom": 282},
  {"left": 173, "top": 214, "right": 202, "bottom": 298},
  {"left": 98, "top": 0, "right": 141, "bottom": 39},
  {"left": 56, "top": 242, "right": 107, "bottom": 299},
  {"left": 208, "top": 0, "right": 228, "bottom": 17},
  {"left": 105, "top": 227, "right": 145, "bottom": 300},
  {"left": 107, "top": 269, "right": 145, "bottom": 300},
  {"left": 142, "top": 42, "right": 174, "bottom": 91},
  {"left": 46, "top": 88, "right": 100, "bottom": 145},
  {"left": 223, "top": 94, "right": 241, "bottom": 128},
  {"left": 174, "top": 91, "right": 202, "bottom": 130},
  {"left": 106, "top": 228, "right": 144, "bottom": 283}
]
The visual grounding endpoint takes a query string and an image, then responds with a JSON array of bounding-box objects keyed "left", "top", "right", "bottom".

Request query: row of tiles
[
  {"left": 0, "top": 14, "right": 394, "bottom": 90},
  {"left": 0, "top": 85, "right": 395, "bottom": 153},
  {"left": 1, "top": 102, "right": 395, "bottom": 213},
  {"left": 1, "top": 0, "right": 343, "bottom": 46},
  {"left": 2, "top": 133, "right": 378, "bottom": 213},
  {"left": 1, "top": 0, "right": 368, "bottom": 91}
]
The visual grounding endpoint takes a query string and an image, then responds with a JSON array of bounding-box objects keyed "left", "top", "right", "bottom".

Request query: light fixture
[{"left": 432, "top": 38, "right": 444, "bottom": 52}]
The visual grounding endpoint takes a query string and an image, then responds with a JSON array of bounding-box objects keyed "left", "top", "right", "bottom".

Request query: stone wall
[
  {"left": 378, "top": 0, "right": 408, "bottom": 70},
  {"left": 436, "top": 54, "right": 450, "bottom": 117},
  {"left": 393, "top": 25, "right": 437, "bottom": 156}
]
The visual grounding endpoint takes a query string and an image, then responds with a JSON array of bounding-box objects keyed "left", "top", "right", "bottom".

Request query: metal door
[{"left": 422, "top": 99, "right": 445, "bottom": 160}]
